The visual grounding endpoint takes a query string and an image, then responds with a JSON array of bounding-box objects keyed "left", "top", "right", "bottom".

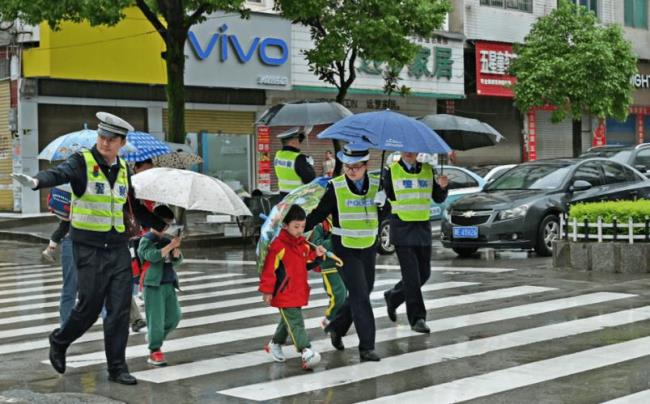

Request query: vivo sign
[{"left": 188, "top": 24, "right": 288, "bottom": 66}]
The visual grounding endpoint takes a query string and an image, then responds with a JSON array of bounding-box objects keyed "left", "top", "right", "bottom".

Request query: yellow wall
[{"left": 23, "top": 7, "right": 166, "bottom": 84}]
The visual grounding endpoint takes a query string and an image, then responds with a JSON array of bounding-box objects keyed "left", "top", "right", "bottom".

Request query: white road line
[
  {"left": 601, "top": 389, "right": 650, "bottom": 404},
  {"left": 0, "top": 263, "right": 18, "bottom": 267},
  {"left": 182, "top": 259, "right": 516, "bottom": 274},
  {"left": 219, "top": 293, "right": 640, "bottom": 401},
  {"left": 64, "top": 285, "right": 549, "bottom": 369},
  {"left": 0, "top": 264, "right": 56, "bottom": 273},
  {"left": 361, "top": 333, "right": 650, "bottom": 403},
  {"left": 0, "top": 270, "right": 206, "bottom": 285}
]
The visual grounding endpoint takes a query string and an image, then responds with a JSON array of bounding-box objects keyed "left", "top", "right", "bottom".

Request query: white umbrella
[{"left": 131, "top": 167, "right": 251, "bottom": 216}]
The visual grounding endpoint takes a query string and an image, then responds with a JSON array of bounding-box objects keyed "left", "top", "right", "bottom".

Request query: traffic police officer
[
  {"left": 306, "top": 144, "right": 381, "bottom": 362},
  {"left": 12, "top": 112, "right": 156, "bottom": 385},
  {"left": 382, "top": 152, "right": 448, "bottom": 333},
  {"left": 274, "top": 127, "right": 315, "bottom": 196}
]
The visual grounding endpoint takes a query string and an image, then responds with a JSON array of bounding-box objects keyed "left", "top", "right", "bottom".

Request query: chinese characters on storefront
[
  {"left": 257, "top": 126, "right": 272, "bottom": 192},
  {"left": 475, "top": 41, "right": 517, "bottom": 97},
  {"left": 357, "top": 45, "right": 454, "bottom": 81}
]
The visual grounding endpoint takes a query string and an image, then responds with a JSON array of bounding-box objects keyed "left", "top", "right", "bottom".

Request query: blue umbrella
[
  {"left": 318, "top": 110, "right": 451, "bottom": 154},
  {"left": 120, "top": 131, "right": 172, "bottom": 162},
  {"left": 38, "top": 127, "right": 137, "bottom": 161}
]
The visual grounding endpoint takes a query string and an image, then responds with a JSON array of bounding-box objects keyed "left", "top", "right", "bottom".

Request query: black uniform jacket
[
  {"left": 34, "top": 146, "right": 157, "bottom": 248},
  {"left": 306, "top": 173, "right": 374, "bottom": 251},
  {"left": 382, "top": 160, "right": 448, "bottom": 247}
]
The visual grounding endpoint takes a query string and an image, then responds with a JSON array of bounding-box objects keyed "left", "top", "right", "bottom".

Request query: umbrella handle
[{"left": 307, "top": 241, "right": 344, "bottom": 267}]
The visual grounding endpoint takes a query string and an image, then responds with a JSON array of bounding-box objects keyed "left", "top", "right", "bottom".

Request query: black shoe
[
  {"left": 108, "top": 372, "right": 138, "bottom": 385},
  {"left": 384, "top": 291, "right": 396, "bottom": 322},
  {"left": 329, "top": 331, "right": 345, "bottom": 351},
  {"left": 48, "top": 330, "right": 66, "bottom": 374},
  {"left": 411, "top": 319, "right": 430, "bottom": 334},
  {"left": 360, "top": 350, "right": 381, "bottom": 362},
  {"left": 131, "top": 319, "right": 147, "bottom": 333}
]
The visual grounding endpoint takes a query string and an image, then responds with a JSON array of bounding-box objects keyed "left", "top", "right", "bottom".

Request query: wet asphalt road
[{"left": 1, "top": 239, "right": 650, "bottom": 404}]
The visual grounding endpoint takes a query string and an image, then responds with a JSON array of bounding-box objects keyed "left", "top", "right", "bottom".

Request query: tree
[
  {"left": 509, "top": 0, "right": 637, "bottom": 156},
  {"left": 0, "top": 0, "right": 247, "bottom": 143},
  {"left": 273, "top": 0, "right": 451, "bottom": 173}
]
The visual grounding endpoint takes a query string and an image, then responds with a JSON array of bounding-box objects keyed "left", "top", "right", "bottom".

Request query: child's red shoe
[{"left": 147, "top": 350, "right": 167, "bottom": 366}]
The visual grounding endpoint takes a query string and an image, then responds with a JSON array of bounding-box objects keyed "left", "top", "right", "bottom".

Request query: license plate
[{"left": 453, "top": 226, "right": 478, "bottom": 239}]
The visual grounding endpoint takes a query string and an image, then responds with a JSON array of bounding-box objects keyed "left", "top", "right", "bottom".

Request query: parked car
[
  {"left": 483, "top": 164, "right": 517, "bottom": 185},
  {"left": 441, "top": 158, "right": 650, "bottom": 258},
  {"left": 373, "top": 165, "right": 486, "bottom": 254},
  {"left": 580, "top": 144, "right": 650, "bottom": 177}
]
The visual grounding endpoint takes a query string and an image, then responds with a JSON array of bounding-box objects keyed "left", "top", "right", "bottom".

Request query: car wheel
[
  {"left": 378, "top": 219, "right": 395, "bottom": 255},
  {"left": 535, "top": 214, "right": 560, "bottom": 257},
  {"left": 452, "top": 247, "right": 478, "bottom": 258}
]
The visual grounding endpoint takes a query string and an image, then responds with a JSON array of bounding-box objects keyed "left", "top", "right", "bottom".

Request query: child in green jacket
[{"left": 138, "top": 205, "right": 182, "bottom": 367}]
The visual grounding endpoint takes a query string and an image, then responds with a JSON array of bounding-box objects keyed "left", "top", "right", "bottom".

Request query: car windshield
[
  {"left": 485, "top": 164, "right": 572, "bottom": 191},
  {"left": 610, "top": 150, "right": 632, "bottom": 164}
]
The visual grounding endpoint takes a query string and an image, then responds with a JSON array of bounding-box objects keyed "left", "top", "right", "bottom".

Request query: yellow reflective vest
[
  {"left": 389, "top": 162, "right": 433, "bottom": 222},
  {"left": 274, "top": 150, "right": 303, "bottom": 193},
  {"left": 331, "top": 174, "right": 379, "bottom": 249},
  {"left": 71, "top": 150, "right": 128, "bottom": 233}
]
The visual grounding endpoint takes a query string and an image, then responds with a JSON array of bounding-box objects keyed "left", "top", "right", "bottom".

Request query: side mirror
[
  {"left": 635, "top": 164, "right": 648, "bottom": 173},
  {"left": 570, "top": 180, "right": 592, "bottom": 192}
]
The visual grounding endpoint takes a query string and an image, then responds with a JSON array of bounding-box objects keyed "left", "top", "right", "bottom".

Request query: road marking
[
  {"left": 218, "top": 295, "right": 641, "bottom": 401},
  {"left": 360, "top": 332, "right": 650, "bottom": 403},
  {"left": 0, "top": 263, "right": 18, "bottom": 267},
  {"left": 0, "top": 264, "right": 56, "bottom": 273},
  {"left": 601, "top": 390, "right": 650, "bottom": 404},
  {"left": 183, "top": 259, "right": 256, "bottom": 265},
  {"left": 64, "top": 285, "right": 550, "bottom": 369}
]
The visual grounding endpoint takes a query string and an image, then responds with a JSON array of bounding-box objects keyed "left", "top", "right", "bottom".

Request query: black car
[
  {"left": 441, "top": 158, "right": 650, "bottom": 257},
  {"left": 580, "top": 144, "right": 650, "bottom": 176}
]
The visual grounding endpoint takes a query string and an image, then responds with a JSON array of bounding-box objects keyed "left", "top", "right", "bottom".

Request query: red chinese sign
[
  {"left": 592, "top": 119, "right": 607, "bottom": 147},
  {"left": 526, "top": 110, "right": 537, "bottom": 161},
  {"left": 256, "top": 126, "right": 272, "bottom": 191},
  {"left": 475, "top": 41, "right": 517, "bottom": 98}
]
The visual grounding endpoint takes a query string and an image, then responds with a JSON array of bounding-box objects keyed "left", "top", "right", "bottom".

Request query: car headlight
[{"left": 498, "top": 204, "right": 529, "bottom": 220}]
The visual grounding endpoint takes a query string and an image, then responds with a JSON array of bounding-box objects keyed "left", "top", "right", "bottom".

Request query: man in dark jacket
[
  {"left": 382, "top": 152, "right": 448, "bottom": 333},
  {"left": 274, "top": 127, "right": 316, "bottom": 197},
  {"left": 12, "top": 112, "right": 156, "bottom": 385}
]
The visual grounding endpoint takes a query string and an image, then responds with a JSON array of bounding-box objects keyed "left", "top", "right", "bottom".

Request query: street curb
[
  {"left": 0, "top": 231, "right": 49, "bottom": 244},
  {"left": 0, "top": 215, "right": 58, "bottom": 228}
]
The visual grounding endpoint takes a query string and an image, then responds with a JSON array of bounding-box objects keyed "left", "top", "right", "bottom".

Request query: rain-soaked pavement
[{"left": 1, "top": 237, "right": 650, "bottom": 403}]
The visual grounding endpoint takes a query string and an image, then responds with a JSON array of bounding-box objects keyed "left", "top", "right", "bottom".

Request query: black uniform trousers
[
  {"left": 327, "top": 245, "right": 377, "bottom": 352},
  {"left": 385, "top": 245, "right": 432, "bottom": 325},
  {"left": 51, "top": 242, "right": 132, "bottom": 375}
]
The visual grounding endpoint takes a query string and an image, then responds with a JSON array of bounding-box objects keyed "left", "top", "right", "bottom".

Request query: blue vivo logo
[{"left": 188, "top": 24, "right": 288, "bottom": 66}]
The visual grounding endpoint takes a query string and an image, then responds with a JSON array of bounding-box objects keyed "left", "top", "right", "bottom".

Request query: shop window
[
  {"left": 480, "top": 0, "right": 533, "bottom": 13},
  {"left": 624, "top": 0, "right": 648, "bottom": 29}
]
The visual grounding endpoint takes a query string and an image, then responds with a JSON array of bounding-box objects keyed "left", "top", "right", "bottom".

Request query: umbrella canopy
[
  {"left": 131, "top": 167, "right": 251, "bottom": 216},
  {"left": 318, "top": 110, "right": 451, "bottom": 154},
  {"left": 418, "top": 114, "right": 505, "bottom": 151},
  {"left": 153, "top": 151, "right": 203, "bottom": 169},
  {"left": 256, "top": 177, "right": 329, "bottom": 273},
  {"left": 38, "top": 128, "right": 137, "bottom": 161},
  {"left": 120, "top": 131, "right": 172, "bottom": 162},
  {"left": 256, "top": 101, "right": 353, "bottom": 127}
]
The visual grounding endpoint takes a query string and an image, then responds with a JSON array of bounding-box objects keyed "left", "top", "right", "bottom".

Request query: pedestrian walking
[
  {"left": 382, "top": 151, "right": 448, "bottom": 333},
  {"left": 12, "top": 112, "right": 156, "bottom": 385},
  {"left": 322, "top": 150, "right": 335, "bottom": 177},
  {"left": 260, "top": 205, "right": 326, "bottom": 370},
  {"left": 137, "top": 205, "right": 182, "bottom": 367},
  {"left": 274, "top": 127, "right": 315, "bottom": 197},
  {"left": 309, "top": 218, "right": 346, "bottom": 330},
  {"left": 306, "top": 144, "right": 381, "bottom": 362}
]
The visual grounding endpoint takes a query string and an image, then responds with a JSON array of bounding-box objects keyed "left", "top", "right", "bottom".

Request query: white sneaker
[
  {"left": 264, "top": 340, "right": 285, "bottom": 363},
  {"left": 301, "top": 348, "right": 321, "bottom": 370}
]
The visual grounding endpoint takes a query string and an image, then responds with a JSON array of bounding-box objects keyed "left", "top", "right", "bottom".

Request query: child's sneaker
[
  {"left": 147, "top": 350, "right": 167, "bottom": 366},
  {"left": 301, "top": 348, "right": 321, "bottom": 370},
  {"left": 320, "top": 317, "right": 329, "bottom": 330},
  {"left": 41, "top": 247, "right": 56, "bottom": 263},
  {"left": 264, "top": 340, "right": 285, "bottom": 363},
  {"left": 131, "top": 319, "right": 147, "bottom": 333}
]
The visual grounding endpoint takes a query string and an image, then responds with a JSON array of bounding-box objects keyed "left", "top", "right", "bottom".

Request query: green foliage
[
  {"left": 274, "top": 0, "right": 450, "bottom": 101},
  {"left": 0, "top": 0, "right": 130, "bottom": 29},
  {"left": 510, "top": 0, "right": 637, "bottom": 123},
  {"left": 569, "top": 200, "right": 650, "bottom": 236}
]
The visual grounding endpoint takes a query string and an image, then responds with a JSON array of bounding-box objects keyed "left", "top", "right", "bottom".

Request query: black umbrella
[
  {"left": 256, "top": 100, "right": 353, "bottom": 127},
  {"left": 418, "top": 114, "right": 505, "bottom": 151}
]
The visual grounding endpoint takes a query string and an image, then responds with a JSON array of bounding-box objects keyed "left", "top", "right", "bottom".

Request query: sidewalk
[{"left": 0, "top": 212, "right": 249, "bottom": 247}]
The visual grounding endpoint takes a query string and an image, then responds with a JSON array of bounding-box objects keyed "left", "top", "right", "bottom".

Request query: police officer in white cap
[
  {"left": 12, "top": 112, "right": 156, "bottom": 385},
  {"left": 305, "top": 143, "right": 381, "bottom": 362},
  {"left": 273, "top": 127, "right": 315, "bottom": 197}
]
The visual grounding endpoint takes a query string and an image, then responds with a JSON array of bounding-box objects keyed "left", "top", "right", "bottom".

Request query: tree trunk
[
  {"left": 165, "top": 28, "right": 187, "bottom": 144},
  {"left": 572, "top": 119, "right": 582, "bottom": 157}
]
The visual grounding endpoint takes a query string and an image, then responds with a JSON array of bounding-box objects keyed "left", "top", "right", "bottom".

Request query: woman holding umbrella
[{"left": 305, "top": 143, "right": 381, "bottom": 362}]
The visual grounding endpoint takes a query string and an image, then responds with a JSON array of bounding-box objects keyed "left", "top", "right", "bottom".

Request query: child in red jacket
[{"left": 259, "top": 204, "right": 326, "bottom": 370}]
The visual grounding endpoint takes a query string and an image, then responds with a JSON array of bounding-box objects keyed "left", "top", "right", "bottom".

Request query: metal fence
[{"left": 560, "top": 214, "right": 650, "bottom": 244}]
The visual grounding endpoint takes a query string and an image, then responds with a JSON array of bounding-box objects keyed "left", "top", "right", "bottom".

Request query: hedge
[{"left": 568, "top": 200, "right": 650, "bottom": 237}]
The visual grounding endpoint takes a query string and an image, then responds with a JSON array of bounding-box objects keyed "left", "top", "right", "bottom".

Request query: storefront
[
  {"left": 610, "top": 60, "right": 650, "bottom": 146},
  {"left": 259, "top": 27, "right": 466, "bottom": 192}
]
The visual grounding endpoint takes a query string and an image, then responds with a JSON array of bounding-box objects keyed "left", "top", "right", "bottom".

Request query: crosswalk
[{"left": 1, "top": 259, "right": 650, "bottom": 402}]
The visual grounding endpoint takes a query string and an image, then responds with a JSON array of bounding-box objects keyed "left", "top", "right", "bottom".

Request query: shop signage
[
  {"left": 184, "top": 12, "right": 292, "bottom": 90},
  {"left": 257, "top": 126, "right": 272, "bottom": 192},
  {"left": 592, "top": 119, "right": 607, "bottom": 147},
  {"left": 475, "top": 41, "right": 517, "bottom": 98},
  {"left": 633, "top": 74, "right": 650, "bottom": 89}
]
